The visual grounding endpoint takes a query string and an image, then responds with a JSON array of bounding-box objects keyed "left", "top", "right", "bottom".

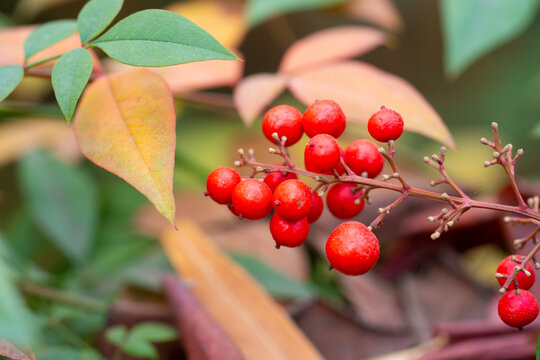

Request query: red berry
[
  {"left": 270, "top": 213, "right": 309, "bottom": 248},
  {"left": 496, "top": 255, "right": 535, "bottom": 290},
  {"left": 304, "top": 134, "right": 341, "bottom": 173},
  {"left": 206, "top": 166, "right": 241, "bottom": 204},
  {"left": 263, "top": 165, "right": 298, "bottom": 192},
  {"left": 262, "top": 105, "right": 303, "bottom": 146},
  {"left": 273, "top": 179, "right": 312, "bottom": 221},
  {"left": 231, "top": 179, "right": 273, "bottom": 220},
  {"left": 326, "top": 183, "right": 365, "bottom": 219},
  {"left": 368, "top": 106, "right": 404, "bottom": 142},
  {"left": 302, "top": 100, "right": 346, "bottom": 138},
  {"left": 345, "top": 139, "right": 384, "bottom": 178},
  {"left": 326, "top": 221, "right": 379, "bottom": 275},
  {"left": 227, "top": 203, "right": 240, "bottom": 216},
  {"left": 498, "top": 290, "right": 539, "bottom": 328},
  {"left": 307, "top": 191, "right": 323, "bottom": 223}
]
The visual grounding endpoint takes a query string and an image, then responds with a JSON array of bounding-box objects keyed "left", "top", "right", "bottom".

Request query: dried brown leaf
[{"left": 345, "top": 0, "right": 404, "bottom": 33}]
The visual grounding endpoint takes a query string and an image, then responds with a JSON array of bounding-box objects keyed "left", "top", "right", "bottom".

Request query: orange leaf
[
  {"left": 161, "top": 220, "right": 324, "bottom": 360},
  {"left": 106, "top": 59, "right": 243, "bottom": 95},
  {"left": 288, "top": 61, "right": 455, "bottom": 148},
  {"left": 279, "top": 26, "right": 387, "bottom": 74},
  {"left": 233, "top": 73, "right": 287, "bottom": 126},
  {"left": 166, "top": 0, "right": 247, "bottom": 49},
  {"left": 73, "top": 69, "right": 176, "bottom": 223},
  {"left": 345, "top": 0, "right": 404, "bottom": 33}
]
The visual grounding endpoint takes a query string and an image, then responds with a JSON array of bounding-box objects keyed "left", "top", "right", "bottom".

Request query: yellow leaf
[
  {"left": 73, "top": 70, "right": 176, "bottom": 224},
  {"left": 161, "top": 220, "right": 324, "bottom": 360},
  {"left": 279, "top": 26, "right": 388, "bottom": 74},
  {"left": 166, "top": 0, "right": 247, "bottom": 49},
  {"left": 288, "top": 61, "right": 456, "bottom": 148},
  {"left": 233, "top": 73, "right": 287, "bottom": 126}
]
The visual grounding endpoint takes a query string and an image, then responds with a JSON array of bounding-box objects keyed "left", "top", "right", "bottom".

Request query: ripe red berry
[
  {"left": 273, "top": 179, "right": 312, "bottom": 221},
  {"left": 345, "top": 139, "right": 384, "bottom": 178},
  {"left": 231, "top": 179, "right": 273, "bottom": 220},
  {"left": 206, "top": 166, "right": 242, "bottom": 204},
  {"left": 368, "top": 106, "right": 404, "bottom": 142},
  {"left": 302, "top": 100, "right": 346, "bottom": 138},
  {"left": 270, "top": 213, "right": 309, "bottom": 248},
  {"left": 263, "top": 165, "right": 298, "bottom": 192},
  {"left": 498, "top": 290, "right": 539, "bottom": 328},
  {"left": 326, "top": 183, "right": 365, "bottom": 219},
  {"left": 262, "top": 105, "right": 303, "bottom": 146},
  {"left": 326, "top": 221, "right": 379, "bottom": 275},
  {"left": 496, "top": 255, "right": 535, "bottom": 290},
  {"left": 307, "top": 191, "right": 323, "bottom": 223},
  {"left": 304, "top": 134, "right": 341, "bottom": 173}
]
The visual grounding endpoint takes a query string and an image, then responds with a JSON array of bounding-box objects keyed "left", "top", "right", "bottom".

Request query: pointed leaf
[
  {"left": 128, "top": 322, "right": 177, "bottom": 343},
  {"left": 0, "top": 65, "right": 23, "bottom": 101},
  {"left": 248, "top": 0, "right": 345, "bottom": 27},
  {"left": 279, "top": 26, "right": 387, "bottom": 74},
  {"left": 288, "top": 61, "right": 455, "bottom": 148},
  {"left": 440, "top": 0, "right": 536, "bottom": 76},
  {"left": 0, "top": 340, "right": 33, "bottom": 360},
  {"left": 24, "top": 19, "right": 77, "bottom": 59},
  {"left": 90, "top": 9, "right": 237, "bottom": 67},
  {"left": 345, "top": 0, "right": 404, "bottom": 33},
  {"left": 77, "top": 0, "right": 123, "bottom": 44},
  {"left": 233, "top": 73, "right": 286, "bottom": 126},
  {"left": 52, "top": 48, "right": 93, "bottom": 121},
  {"left": 73, "top": 69, "right": 176, "bottom": 223}
]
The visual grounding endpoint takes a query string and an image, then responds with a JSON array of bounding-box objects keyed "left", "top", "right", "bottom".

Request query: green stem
[{"left": 20, "top": 281, "right": 106, "bottom": 312}]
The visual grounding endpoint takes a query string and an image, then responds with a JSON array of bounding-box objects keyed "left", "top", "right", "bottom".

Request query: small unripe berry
[
  {"left": 232, "top": 179, "right": 273, "bottom": 220},
  {"left": 496, "top": 255, "right": 535, "bottom": 290},
  {"left": 263, "top": 165, "right": 298, "bottom": 192},
  {"left": 273, "top": 179, "right": 312, "bottom": 221},
  {"left": 368, "top": 106, "right": 404, "bottom": 142},
  {"left": 302, "top": 100, "right": 346, "bottom": 138},
  {"left": 206, "top": 166, "right": 242, "bottom": 204},
  {"left": 262, "top": 105, "right": 303, "bottom": 146},
  {"left": 304, "top": 134, "right": 341, "bottom": 173},
  {"left": 326, "top": 183, "right": 365, "bottom": 219},
  {"left": 307, "top": 191, "right": 324, "bottom": 223},
  {"left": 498, "top": 290, "right": 539, "bottom": 328},
  {"left": 326, "top": 221, "right": 379, "bottom": 275},
  {"left": 345, "top": 139, "right": 384, "bottom": 178},
  {"left": 270, "top": 214, "right": 309, "bottom": 248}
]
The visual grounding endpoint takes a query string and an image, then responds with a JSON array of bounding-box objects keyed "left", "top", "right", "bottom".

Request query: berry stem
[{"left": 500, "top": 241, "right": 540, "bottom": 294}]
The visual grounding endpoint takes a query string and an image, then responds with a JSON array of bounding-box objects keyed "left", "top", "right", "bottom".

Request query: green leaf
[
  {"left": 24, "top": 19, "right": 77, "bottom": 60},
  {"left": 17, "top": 151, "right": 98, "bottom": 263},
  {"left": 77, "top": 0, "right": 123, "bottom": 44},
  {"left": 537, "top": 332, "right": 540, "bottom": 360},
  {"left": 106, "top": 323, "right": 177, "bottom": 359},
  {"left": 52, "top": 48, "right": 93, "bottom": 121},
  {"left": 231, "top": 253, "right": 315, "bottom": 299},
  {"left": 440, "top": 0, "right": 537, "bottom": 76},
  {"left": 89, "top": 9, "right": 237, "bottom": 67},
  {"left": 247, "top": 0, "right": 345, "bottom": 27},
  {"left": 105, "top": 325, "right": 127, "bottom": 345},
  {"left": 533, "top": 120, "right": 540, "bottom": 138},
  {"left": 0, "top": 65, "right": 23, "bottom": 102},
  {"left": 129, "top": 322, "right": 177, "bottom": 343},
  {"left": 36, "top": 347, "right": 102, "bottom": 360}
]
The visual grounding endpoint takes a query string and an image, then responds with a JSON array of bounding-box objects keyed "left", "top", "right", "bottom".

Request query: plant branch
[{"left": 20, "top": 282, "right": 106, "bottom": 312}]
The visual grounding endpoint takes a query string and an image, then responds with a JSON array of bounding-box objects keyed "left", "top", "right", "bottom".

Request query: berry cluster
[{"left": 206, "top": 99, "right": 540, "bottom": 329}]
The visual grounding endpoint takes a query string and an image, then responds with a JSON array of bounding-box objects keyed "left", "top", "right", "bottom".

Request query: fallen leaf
[
  {"left": 161, "top": 220, "right": 324, "bottom": 360},
  {"left": 288, "top": 61, "right": 455, "bottom": 148},
  {"left": 166, "top": 0, "right": 247, "bottom": 49},
  {"left": 279, "top": 26, "right": 387, "bottom": 74},
  {"left": 73, "top": 69, "right": 176, "bottom": 224},
  {"left": 233, "top": 73, "right": 287, "bottom": 126},
  {"left": 345, "top": 0, "right": 404, "bottom": 33},
  {"left": 0, "top": 340, "right": 34, "bottom": 360}
]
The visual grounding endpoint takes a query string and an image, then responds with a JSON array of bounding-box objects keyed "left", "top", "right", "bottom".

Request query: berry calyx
[
  {"left": 270, "top": 214, "right": 309, "bottom": 248},
  {"left": 273, "top": 179, "right": 313, "bottom": 221},
  {"left": 498, "top": 290, "right": 539, "bottom": 328},
  {"left": 206, "top": 166, "right": 242, "bottom": 204},
  {"left": 368, "top": 106, "right": 404, "bottom": 142},
  {"left": 325, "top": 221, "right": 379, "bottom": 275},
  {"left": 263, "top": 165, "right": 298, "bottom": 192},
  {"left": 496, "top": 255, "right": 535, "bottom": 290},
  {"left": 345, "top": 139, "right": 384, "bottom": 178},
  {"left": 307, "top": 191, "right": 323, "bottom": 223},
  {"left": 302, "top": 100, "right": 346, "bottom": 138},
  {"left": 231, "top": 179, "right": 273, "bottom": 220},
  {"left": 326, "top": 183, "right": 365, "bottom": 219},
  {"left": 262, "top": 105, "right": 303, "bottom": 146},
  {"left": 304, "top": 134, "right": 341, "bottom": 174}
]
